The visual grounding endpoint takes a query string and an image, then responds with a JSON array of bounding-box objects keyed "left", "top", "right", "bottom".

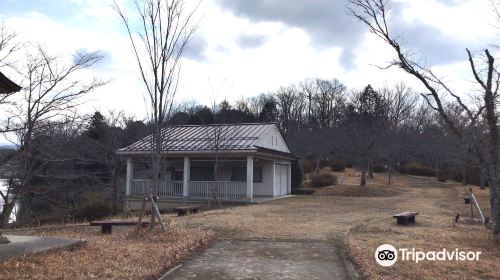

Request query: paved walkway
[
  {"left": 0, "top": 235, "right": 84, "bottom": 261},
  {"left": 162, "top": 240, "right": 352, "bottom": 280}
]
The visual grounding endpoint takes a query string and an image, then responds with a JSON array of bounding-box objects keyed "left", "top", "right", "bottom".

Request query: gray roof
[{"left": 118, "top": 123, "right": 281, "bottom": 154}]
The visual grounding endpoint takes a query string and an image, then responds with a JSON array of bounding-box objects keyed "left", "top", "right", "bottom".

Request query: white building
[{"left": 117, "top": 123, "right": 295, "bottom": 209}]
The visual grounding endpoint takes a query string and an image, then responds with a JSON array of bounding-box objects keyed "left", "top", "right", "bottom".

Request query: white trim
[
  {"left": 183, "top": 157, "right": 190, "bottom": 197},
  {"left": 246, "top": 156, "right": 253, "bottom": 201},
  {"left": 287, "top": 163, "right": 291, "bottom": 195},
  {"left": 126, "top": 157, "right": 133, "bottom": 196}
]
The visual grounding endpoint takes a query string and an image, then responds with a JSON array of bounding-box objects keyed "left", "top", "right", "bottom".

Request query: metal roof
[{"left": 118, "top": 123, "right": 281, "bottom": 154}]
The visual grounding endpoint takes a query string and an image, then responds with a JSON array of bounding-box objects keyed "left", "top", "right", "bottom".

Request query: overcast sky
[{"left": 0, "top": 0, "right": 497, "bottom": 120}]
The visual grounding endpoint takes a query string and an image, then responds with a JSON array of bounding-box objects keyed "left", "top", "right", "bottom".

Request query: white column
[
  {"left": 183, "top": 157, "right": 190, "bottom": 197},
  {"left": 272, "top": 162, "right": 276, "bottom": 197},
  {"left": 287, "top": 163, "right": 292, "bottom": 195},
  {"left": 126, "top": 157, "right": 133, "bottom": 196},
  {"left": 246, "top": 156, "right": 254, "bottom": 201}
]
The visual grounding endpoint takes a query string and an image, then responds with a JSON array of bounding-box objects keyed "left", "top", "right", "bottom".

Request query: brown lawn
[
  {"left": 0, "top": 226, "right": 215, "bottom": 280},
  {"left": 1, "top": 169, "right": 498, "bottom": 279},
  {"left": 167, "top": 169, "right": 500, "bottom": 279}
]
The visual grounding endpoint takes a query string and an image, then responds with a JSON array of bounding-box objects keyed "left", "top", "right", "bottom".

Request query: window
[
  {"left": 231, "top": 167, "right": 246, "bottom": 182},
  {"left": 231, "top": 166, "right": 263, "bottom": 183},
  {"left": 190, "top": 167, "right": 214, "bottom": 181}
]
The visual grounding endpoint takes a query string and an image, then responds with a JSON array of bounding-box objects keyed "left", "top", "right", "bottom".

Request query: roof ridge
[{"left": 162, "top": 122, "right": 276, "bottom": 128}]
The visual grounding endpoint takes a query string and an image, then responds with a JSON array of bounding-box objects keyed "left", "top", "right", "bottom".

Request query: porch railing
[
  {"left": 130, "top": 179, "right": 247, "bottom": 199},
  {"left": 189, "top": 181, "right": 246, "bottom": 199},
  {"left": 131, "top": 179, "right": 183, "bottom": 197}
]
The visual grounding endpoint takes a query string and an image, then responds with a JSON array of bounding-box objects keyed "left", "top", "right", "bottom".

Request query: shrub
[
  {"left": 75, "top": 201, "right": 111, "bottom": 222},
  {"left": 0, "top": 234, "right": 9, "bottom": 244},
  {"left": 372, "top": 163, "right": 386, "bottom": 173},
  {"left": 291, "top": 188, "right": 315, "bottom": 195},
  {"left": 400, "top": 162, "right": 435, "bottom": 177},
  {"left": 301, "top": 160, "right": 314, "bottom": 174},
  {"left": 311, "top": 173, "right": 338, "bottom": 188},
  {"left": 291, "top": 160, "right": 304, "bottom": 189},
  {"left": 330, "top": 160, "right": 348, "bottom": 172}
]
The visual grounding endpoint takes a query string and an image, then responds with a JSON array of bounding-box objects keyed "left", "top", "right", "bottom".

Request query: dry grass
[
  {"left": 343, "top": 174, "right": 500, "bottom": 280},
  {"left": 168, "top": 169, "right": 499, "bottom": 279},
  {"left": 313, "top": 184, "right": 402, "bottom": 197},
  {"left": 0, "top": 226, "right": 216, "bottom": 280},
  {"left": 1, "top": 169, "right": 498, "bottom": 279}
]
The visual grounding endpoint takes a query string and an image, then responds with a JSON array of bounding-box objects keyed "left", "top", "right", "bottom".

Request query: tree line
[
  {"left": 0, "top": 75, "right": 471, "bottom": 226},
  {"left": 1, "top": 0, "right": 498, "bottom": 241},
  {"left": 170, "top": 80, "right": 478, "bottom": 188}
]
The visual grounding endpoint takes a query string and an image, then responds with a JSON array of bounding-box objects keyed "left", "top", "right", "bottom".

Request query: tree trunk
[
  {"left": 488, "top": 177, "right": 500, "bottom": 241},
  {"left": 315, "top": 156, "right": 320, "bottom": 174},
  {"left": 462, "top": 166, "right": 467, "bottom": 186},
  {"left": 387, "top": 165, "right": 392, "bottom": 186},
  {"left": 480, "top": 170, "right": 486, "bottom": 190},
  {"left": 435, "top": 167, "right": 440, "bottom": 181},
  {"left": 0, "top": 198, "right": 16, "bottom": 228},
  {"left": 367, "top": 160, "right": 374, "bottom": 179},
  {"left": 360, "top": 170, "right": 366, "bottom": 187},
  {"left": 149, "top": 126, "right": 161, "bottom": 230},
  {"left": 111, "top": 167, "right": 118, "bottom": 215}
]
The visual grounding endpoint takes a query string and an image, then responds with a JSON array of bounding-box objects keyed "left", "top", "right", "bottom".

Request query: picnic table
[
  {"left": 172, "top": 205, "right": 202, "bottom": 216},
  {"left": 393, "top": 212, "right": 418, "bottom": 225},
  {"left": 90, "top": 220, "right": 149, "bottom": 234}
]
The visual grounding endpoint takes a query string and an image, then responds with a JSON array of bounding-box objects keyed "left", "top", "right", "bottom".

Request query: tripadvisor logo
[
  {"left": 375, "top": 244, "right": 481, "bottom": 267},
  {"left": 375, "top": 244, "right": 398, "bottom": 267}
]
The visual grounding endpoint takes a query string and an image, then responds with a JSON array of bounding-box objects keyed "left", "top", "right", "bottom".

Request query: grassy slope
[{"left": 170, "top": 170, "right": 499, "bottom": 279}]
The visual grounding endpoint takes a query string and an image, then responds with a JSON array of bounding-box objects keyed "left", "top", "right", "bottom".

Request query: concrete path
[
  {"left": 162, "top": 240, "right": 352, "bottom": 280},
  {"left": 0, "top": 235, "right": 84, "bottom": 261}
]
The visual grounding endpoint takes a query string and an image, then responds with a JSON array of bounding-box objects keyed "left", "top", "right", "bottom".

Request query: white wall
[
  {"left": 253, "top": 159, "right": 274, "bottom": 196},
  {"left": 256, "top": 126, "right": 290, "bottom": 153}
]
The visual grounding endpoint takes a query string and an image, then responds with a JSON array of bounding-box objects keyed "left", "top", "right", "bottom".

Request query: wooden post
[
  {"left": 469, "top": 188, "right": 474, "bottom": 224},
  {"left": 246, "top": 156, "right": 253, "bottom": 202},
  {"left": 471, "top": 193, "right": 486, "bottom": 223},
  {"left": 136, "top": 196, "right": 147, "bottom": 233}
]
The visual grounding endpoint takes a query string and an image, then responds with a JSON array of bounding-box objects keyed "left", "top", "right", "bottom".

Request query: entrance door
[{"left": 275, "top": 163, "right": 289, "bottom": 196}]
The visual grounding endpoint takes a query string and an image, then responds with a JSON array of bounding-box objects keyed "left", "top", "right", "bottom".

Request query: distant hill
[{"left": 0, "top": 144, "right": 16, "bottom": 150}]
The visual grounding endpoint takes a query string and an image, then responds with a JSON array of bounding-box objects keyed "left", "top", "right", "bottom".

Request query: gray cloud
[
  {"left": 184, "top": 35, "right": 207, "bottom": 61},
  {"left": 391, "top": 20, "right": 467, "bottom": 65},
  {"left": 218, "top": 0, "right": 363, "bottom": 69},
  {"left": 236, "top": 34, "right": 269, "bottom": 49},
  {"left": 217, "top": 0, "right": 475, "bottom": 69}
]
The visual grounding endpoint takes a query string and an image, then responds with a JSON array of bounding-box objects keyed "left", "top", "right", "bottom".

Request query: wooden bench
[
  {"left": 393, "top": 212, "right": 418, "bottom": 225},
  {"left": 90, "top": 220, "right": 149, "bottom": 234},
  {"left": 172, "top": 205, "right": 202, "bottom": 216}
]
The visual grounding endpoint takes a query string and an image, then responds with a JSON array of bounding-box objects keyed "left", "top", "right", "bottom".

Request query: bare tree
[
  {"left": 0, "top": 46, "right": 105, "bottom": 227},
  {"left": 343, "top": 85, "right": 388, "bottom": 187},
  {"left": 380, "top": 83, "right": 420, "bottom": 184},
  {"left": 349, "top": 0, "right": 500, "bottom": 240},
  {"left": 0, "top": 23, "right": 21, "bottom": 130},
  {"left": 0, "top": 23, "right": 18, "bottom": 69},
  {"left": 115, "top": 0, "right": 198, "bottom": 229}
]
